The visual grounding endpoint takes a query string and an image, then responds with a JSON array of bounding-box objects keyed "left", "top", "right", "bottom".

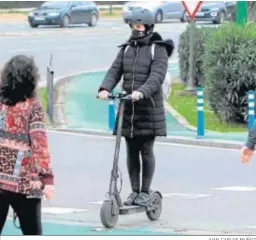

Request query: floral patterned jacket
[{"left": 0, "top": 98, "right": 54, "bottom": 197}]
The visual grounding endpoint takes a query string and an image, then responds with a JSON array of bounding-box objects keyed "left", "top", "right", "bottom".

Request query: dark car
[
  {"left": 28, "top": 1, "right": 99, "bottom": 28},
  {"left": 186, "top": 1, "right": 236, "bottom": 24}
]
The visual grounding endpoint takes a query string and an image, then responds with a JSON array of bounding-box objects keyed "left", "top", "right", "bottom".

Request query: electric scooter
[{"left": 97, "top": 91, "right": 163, "bottom": 229}]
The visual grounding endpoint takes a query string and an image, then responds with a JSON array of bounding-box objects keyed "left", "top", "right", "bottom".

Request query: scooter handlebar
[{"left": 96, "top": 91, "right": 132, "bottom": 100}]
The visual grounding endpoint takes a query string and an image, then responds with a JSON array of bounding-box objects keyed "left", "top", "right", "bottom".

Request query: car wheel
[
  {"left": 29, "top": 23, "right": 38, "bottom": 28},
  {"left": 60, "top": 15, "right": 70, "bottom": 28},
  {"left": 88, "top": 13, "right": 98, "bottom": 27},
  {"left": 219, "top": 12, "right": 225, "bottom": 24},
  {"left": 155, "top": 10, "right": 163, "bottom": 23},
  {"left": 213, "top": 12, "right": 225, "bottom": 24}
]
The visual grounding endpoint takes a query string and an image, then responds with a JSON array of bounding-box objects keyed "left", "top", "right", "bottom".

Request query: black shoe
[
  {"left": 134, "top": 192, "right": 151, "bottom": 207},
  {"left": 124, "top": 192, "right": 138, "bottom": 206}
]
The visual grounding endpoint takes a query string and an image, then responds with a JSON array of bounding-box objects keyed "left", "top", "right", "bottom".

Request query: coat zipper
[
  {"left": 150, "top": 97, "right": 155, "bottom": 108},
  {"left": 130, "top": 44, "right": 139, "bottom": 138},
  {"left": 150, "top": 96, "right": 156, "bottom": 135}
]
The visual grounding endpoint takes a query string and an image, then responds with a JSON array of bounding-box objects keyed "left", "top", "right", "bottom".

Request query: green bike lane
[
  {"left": 61, "top": 70, "right": 247, "bottom": 143},
  {"left": 3, "top": 219, "right": 177, "bottom": 236}
]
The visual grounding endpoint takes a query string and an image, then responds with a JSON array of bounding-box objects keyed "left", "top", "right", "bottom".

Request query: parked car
[
  {"left": 28, "top": 1, "right": 99, "bottom": 28},
  {"left": 185, "top": 1, "right": 236, "bottom": 24},
  {"left": 122, "top": 1, "right": 186, "bottom": 24}
]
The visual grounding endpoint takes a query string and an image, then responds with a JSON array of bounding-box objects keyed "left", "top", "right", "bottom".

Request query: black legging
[
  {"left": 125, "top": 136, "right": 155, "bottom": 193},
  {"left": 0, "top": 191, "right": 42, "bottom": 235}
]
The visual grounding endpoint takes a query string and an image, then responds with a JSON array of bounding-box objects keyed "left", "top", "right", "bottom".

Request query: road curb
[
  {"left": 164, "top": 102, "right": 197, "bottom": 132},
  {"left": 51, "top": 128, "right": 243, "bottom": 150}
]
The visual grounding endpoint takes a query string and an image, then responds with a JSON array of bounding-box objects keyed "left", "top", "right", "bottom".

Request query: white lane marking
[
  {"left": 47, "top": 130, "right": 240, "bottom": 152},
  {"left": 8, "top": 48, "right": 37, "bottom": 53},
  {"left": 42, "top": 207, "right": 89, "bottom": 214},
  {"left": 55, "top": 45, "right": 85, "bottom": 50},
  {"left": 2, "top": 38, "right": 55, "bottom": 44},
  {"left": 6, "top": 43, "right": 115, "bottom": 53},
  {"left": 1, "top": 28, "right": 128, "bottom": 40},
  {"left": 38, "top": 67, "right": 110, "bottom": 88},
  {"left": 7, "top": 45, "right": 85, "bottom": 53},
  {"left": 247, "top": 226, "right": 256, "bottom": 229},
  {"left": 213, "top": 186, "right": 256, "bottom": 192},
  {"left": 88, "top": 201, "right": 103, "bottom": 205},
  {"left": 163, "top": 193, "right": 213, "bottom": 199}
]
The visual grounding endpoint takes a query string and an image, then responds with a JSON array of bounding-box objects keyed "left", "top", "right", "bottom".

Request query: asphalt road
[
  {"left": 0, "top": 18, "right": 186, "bottom": 79},
  {"left": 44, "top": 130, "right": 256, "bottom": 234}
]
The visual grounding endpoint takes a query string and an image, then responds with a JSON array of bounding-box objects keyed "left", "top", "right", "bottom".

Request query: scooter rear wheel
[
  {"left": 146, "top": 191, "right": 162, "bottom": 221},
  {"left": 100, "top": 199, "right": 119, "bottom": 228}
]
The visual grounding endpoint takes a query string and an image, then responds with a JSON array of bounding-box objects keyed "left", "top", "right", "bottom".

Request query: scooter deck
[{"left": 119, "top": 205, "right": 146, "bottom": 215}]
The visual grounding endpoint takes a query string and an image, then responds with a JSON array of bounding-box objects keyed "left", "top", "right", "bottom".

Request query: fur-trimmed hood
[
  {"left": 119, "top": 32, "right": 175, "bottom": 57},
  {"left": 150, "top": 32, "right": 175, "bottom": 57}
]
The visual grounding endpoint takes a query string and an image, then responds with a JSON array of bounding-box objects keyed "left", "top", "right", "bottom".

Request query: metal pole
[
  {"left": 197, "top": 88, "right": 204, "bottom": 137},
  {"left": 46, "top": 54, "right": 54, "bottom": 125},
  {"left": 236, "top": 1, "right": 248, "bottom": 25},
  {"left": 47, "top": 65, "right": 54, "bottom": 125},
  {"left": 186, "top": 19, "right": 196, "bottom": 92},
  {"left": 248, "top": 90, "right": 255, "bottom": 131},
  {"left": 109, "top": 1, "right": 113, "bottom": 15},
  {"left": 46, "top": 66, "right": 50, "bottom": 117}
]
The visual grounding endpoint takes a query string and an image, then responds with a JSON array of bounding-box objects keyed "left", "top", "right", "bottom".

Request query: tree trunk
[
  {"left": 248, "top": 1, "right": 256, "bottom": 22},
  {"left": 231, "top": 2, "right": 256, "bottom": 22},
  {"left": 231, "top": 7, "right": 236, "bottom": 22}
]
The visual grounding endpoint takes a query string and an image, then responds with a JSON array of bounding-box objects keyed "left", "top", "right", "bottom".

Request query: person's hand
[
  {"left": 30, "top": 181, "right": 42, "bottom": 190},
  {"left": 131, "top": 91, "right": 143, "bottom": 101},
  {"left": 240, "top": 146, "right": 254, "bottom": 163},
  {"left": 43, "top": 185, "right": 54, "bottom": 200},
  {"left": 98, "top": 90, "right": 109, "bottom": 100}
]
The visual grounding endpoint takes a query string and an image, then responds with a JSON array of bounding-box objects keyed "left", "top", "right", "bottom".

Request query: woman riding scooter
[{"left": 98, "top": 9, "right": 174, "bottom": 207}]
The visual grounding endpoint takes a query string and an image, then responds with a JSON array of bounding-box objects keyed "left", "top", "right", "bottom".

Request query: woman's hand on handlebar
[
  {"left": 131, "top": 91, "right": 143, "bottom": 101},
  {"left": 98, "top": 90, "right": 109, "bottom": 100}
]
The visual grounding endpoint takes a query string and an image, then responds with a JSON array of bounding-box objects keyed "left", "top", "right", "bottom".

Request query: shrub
[
  {"left": 178, "top": 25, "right": 217, "bottom": 87},
  {"left": 178, "top": 26, "right": 190, "bottom": 84},
  {"left": 203, "top": 23, "right": 256, "bottom": 124}
]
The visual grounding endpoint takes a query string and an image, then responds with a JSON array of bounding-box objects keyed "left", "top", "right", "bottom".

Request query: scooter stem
[{"left": 108, "top": 99, "right": 125, "bottom": 195}]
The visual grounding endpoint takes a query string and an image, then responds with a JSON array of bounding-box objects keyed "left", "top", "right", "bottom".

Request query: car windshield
[
  {"left": 40, "top": 1, "right": 70, "bottom": 9},
  {"left": 202, "top": 1, "right": 221, "bottom": 5}
]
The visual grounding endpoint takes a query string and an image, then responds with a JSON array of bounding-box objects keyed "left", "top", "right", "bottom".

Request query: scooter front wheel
[
  {"left": 146, "top": 191, "right": 162, "bottom": 221},
  {"left": 100, "top": 199, "right": 119, "bottom": 228}
]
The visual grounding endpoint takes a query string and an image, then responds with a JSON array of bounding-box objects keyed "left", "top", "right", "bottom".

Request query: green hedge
[
  {"left": 202, "top": 23, "right": 256, "bottom": 124},
  {"left": 178, "top": 25, "right": 217, "bottom": 87},
  {"left": 38, "top": 87, "right": 47, "bottom": 110}
]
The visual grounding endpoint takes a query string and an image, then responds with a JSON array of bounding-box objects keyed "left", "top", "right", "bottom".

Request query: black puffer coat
[{"left": 99, "top": 32, "right": 174, "bottom": 138}]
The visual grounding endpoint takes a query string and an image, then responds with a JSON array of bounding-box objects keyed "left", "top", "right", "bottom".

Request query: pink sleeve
[{"left": 29, "top": 101, "right": 54, "bottom": 185}]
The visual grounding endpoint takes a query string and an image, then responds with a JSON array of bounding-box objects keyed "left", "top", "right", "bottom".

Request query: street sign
[
  {"left": 181, "top": 1, "right": 203, "bottom": 92},
  {"left": 181, "top": 1, "right": 203, "bottom": 20}
]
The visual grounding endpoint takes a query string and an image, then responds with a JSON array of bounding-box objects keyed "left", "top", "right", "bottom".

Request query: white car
[{"left": 122, "top": 1, "right": 186, "bottom": 24}]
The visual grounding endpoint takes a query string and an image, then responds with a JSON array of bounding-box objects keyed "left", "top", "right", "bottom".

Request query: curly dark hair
[{"left": 0, "top": 55, "right": 39, "bottom": 106}]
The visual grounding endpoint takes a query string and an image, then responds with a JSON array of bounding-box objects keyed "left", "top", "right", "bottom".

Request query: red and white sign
[{"left": 181, "top": 1, "right": 203, "bottom": 20}]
